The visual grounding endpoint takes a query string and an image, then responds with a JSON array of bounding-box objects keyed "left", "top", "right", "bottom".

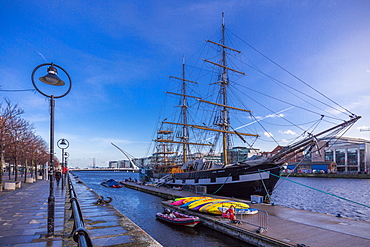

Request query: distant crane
[{"left": 111, "top": 142, "right": 139, "bottom": 169}]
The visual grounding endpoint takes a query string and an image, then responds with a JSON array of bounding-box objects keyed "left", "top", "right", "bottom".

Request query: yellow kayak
[
  {"left": 188, "top": 198, "right": 226, "bottom": 210},
  {"left": 181, "top": 196, "right": 211, "bottom": 204},
  {"left": 198, "top": 200, "right": 233, "bottom": 213},
  {"left": 205, "top": 202, "right": 250, "bottom": 215}
]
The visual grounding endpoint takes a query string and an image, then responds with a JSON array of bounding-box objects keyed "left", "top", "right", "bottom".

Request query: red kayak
[{"left": 156, "top": 209, "right": 200, "bottom": 227}]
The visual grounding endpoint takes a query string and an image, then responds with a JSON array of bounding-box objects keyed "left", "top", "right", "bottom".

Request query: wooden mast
[
  {"left": 181, "top": 56, "right": 188, "bottom": 164},
  {"left": 202, "top": 13, "right": 248, "bottom": 166},
  {"left": 221, "top": 12, "right": 229, "bottom": 167}
]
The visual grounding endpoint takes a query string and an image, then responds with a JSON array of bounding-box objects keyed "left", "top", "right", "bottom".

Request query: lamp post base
[{"left": 47, "top": 195, "right": 55, "bottom": 236}]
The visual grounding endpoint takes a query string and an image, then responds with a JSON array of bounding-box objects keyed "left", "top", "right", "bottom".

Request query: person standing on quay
[{"left": 55, "top": 170, "right": 62, "bottom": 186}]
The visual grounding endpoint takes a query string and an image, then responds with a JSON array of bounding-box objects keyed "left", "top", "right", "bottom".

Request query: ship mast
[
  {"left": 155, "top": 59, "right": 213, "bottom": 167},
  {"left": 221, "top": 12, "right": 230, "bottom": 166},
  {"left": 203, "top": 13, "right": 249, "bottom": 166},
  {"left": 181, "top": 56, "right": 189, "bottom": 164}
]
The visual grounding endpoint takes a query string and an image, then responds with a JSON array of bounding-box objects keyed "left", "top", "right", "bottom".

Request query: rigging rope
[
  {"left": 235, "top": 82, "right": 343, "bottom": 122},
  {"left": 228, "top": 29, "right": 355, "bottom": 117},
  {"left": 258, "top": 169, "right": 370, "bottom": 209}
]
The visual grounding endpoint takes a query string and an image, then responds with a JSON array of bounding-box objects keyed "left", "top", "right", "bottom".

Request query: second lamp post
[{"left": 57, "top": 138, "right": 69, "bottom": 187}]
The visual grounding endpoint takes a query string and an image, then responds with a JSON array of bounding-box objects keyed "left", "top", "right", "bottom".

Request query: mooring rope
[
  {"left": 259, "top": 169, "right": 370, "bottom": 209},
  {"left": 212, "top": 172, "right": 232, "bottom": 195},
  {"left": 258, "top": 171, "right": 274, "bottom": 205}
]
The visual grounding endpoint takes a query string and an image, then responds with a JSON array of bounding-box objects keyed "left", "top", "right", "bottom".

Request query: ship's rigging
[{"left": 149, "top": 13, "right": 360, "bottom": 171}]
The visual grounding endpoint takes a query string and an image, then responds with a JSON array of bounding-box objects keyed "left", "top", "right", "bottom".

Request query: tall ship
[{"left": 140, "top": 14, "right": 360, "bottom": 199}]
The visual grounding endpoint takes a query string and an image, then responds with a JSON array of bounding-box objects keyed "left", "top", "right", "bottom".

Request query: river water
[
  {"left": 271, "top": 176, "right": 370, "bottom": 221},
  {"left": 72, "top": 171, "right": 250, "bottom": 247},
  {"left": 72, "top": 171, "right": 370, "bottom": 246}
]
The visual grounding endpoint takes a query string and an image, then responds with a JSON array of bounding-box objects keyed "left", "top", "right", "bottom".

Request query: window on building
[
  {"left": 360, "top": 148, "right": 365, "bottom": 172},
  {"left": 347, "top": 148, "right": 358, "bottom": 167},
  {"left": 335, "top": 149, "right": 345, "bottom": 167},
  {"left": 325, "top": 150, "right": 334, "bottom": 162}
]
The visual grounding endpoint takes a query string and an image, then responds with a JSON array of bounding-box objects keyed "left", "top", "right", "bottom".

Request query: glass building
[{"left": 322, "top": 137, "right": 370, "bottom": 173}]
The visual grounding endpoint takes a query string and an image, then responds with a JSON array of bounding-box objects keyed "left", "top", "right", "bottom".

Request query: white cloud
[
  {"left": 266, "top": 113, "right": 284, "bottom": 118},
  {"left": 264, "top": 131, "right": 273, "bottom": 138},
  {"left": 279, "top": 130, "right": 296, "bottom": 135},
  {"left": 357, "top": 126, "right": 370, "bottom": 131}
]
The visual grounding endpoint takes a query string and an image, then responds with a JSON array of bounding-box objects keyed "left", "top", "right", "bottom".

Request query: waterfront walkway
[{"left": 0, "top": 176, "right": 161, "bottom": 246}]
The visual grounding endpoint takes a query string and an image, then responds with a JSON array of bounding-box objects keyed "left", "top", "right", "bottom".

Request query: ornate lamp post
[
  {"left": 32, "top": 63, "right": 72, "bottom": 236},
  {"left": 57, "top": 138, "right": 69, "bottom": 187}
]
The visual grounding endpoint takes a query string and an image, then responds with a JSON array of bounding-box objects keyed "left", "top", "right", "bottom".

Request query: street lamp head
[
  {"left": 39, "top": 64, "right": 65, "bottom": 86},
  {"left": 57, "top": 138, "right": 69, "bottom": 149}
]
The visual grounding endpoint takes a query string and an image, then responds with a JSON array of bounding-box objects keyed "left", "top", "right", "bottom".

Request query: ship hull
[{"left": 143, "top": 164, "right": 281, "bottom": 199}]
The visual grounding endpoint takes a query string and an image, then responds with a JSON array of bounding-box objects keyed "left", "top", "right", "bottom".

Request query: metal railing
[
  {"left": 181, "top": 184, "right": 207, "bottom": 195},
  {"left": 67, "top": 173, "right": 93, "bottom": 246},
  {"left": 236, "top": 209, "right": 268, "bottom": 233}
]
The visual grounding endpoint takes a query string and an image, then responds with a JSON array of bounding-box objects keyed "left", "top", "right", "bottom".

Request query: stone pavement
[
  {"left": 0, "top": 179, "right": 65, "bottom": 246},
  {"left": 0, "top": 176, "right": 162, "bottom": 247}
]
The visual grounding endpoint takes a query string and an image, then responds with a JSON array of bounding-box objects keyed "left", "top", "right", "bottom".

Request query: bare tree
[
  {"left": 0, "top": 98, "right": 49, "bottom": 189},
  {"left": 0, "top": 98, "right": 24, "bottom": 189}
]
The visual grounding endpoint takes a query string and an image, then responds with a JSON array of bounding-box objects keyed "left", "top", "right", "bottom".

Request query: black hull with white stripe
[{"left": 152, "top": 164, "right": 281, "bottom": 199}]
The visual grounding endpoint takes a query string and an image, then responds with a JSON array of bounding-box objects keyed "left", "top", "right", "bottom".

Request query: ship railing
[
  {"left": 67, "top": 173, "right": 93, "bottom": 247},
  {"left": 236, "top": 209, "right": 268, "bottom": 233}
]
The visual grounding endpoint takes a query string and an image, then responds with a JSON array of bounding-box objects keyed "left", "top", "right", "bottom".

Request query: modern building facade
[
  {"left": 287, "top": 137, "right": 370, "bottom": 174},
  {"left": 108, "top": 160, "right": 132, "bottom": 168},
  {"left": 323, "top": 137, "right": 370, "bottom": 173},
  {"left": 227, "top": 147, "right": 260, "bottom": 163}
]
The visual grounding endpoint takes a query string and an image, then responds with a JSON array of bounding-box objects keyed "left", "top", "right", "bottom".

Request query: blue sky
[{"left": 1, "top": 1, "right": 369, "bottom": 168}]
